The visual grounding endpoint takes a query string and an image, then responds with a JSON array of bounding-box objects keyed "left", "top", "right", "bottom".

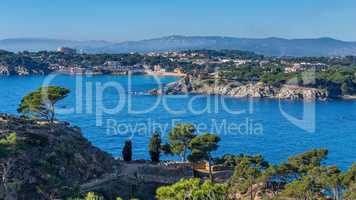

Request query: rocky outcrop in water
[
  {"left": 151, "top": 76, "right": 329, "bottom": 100},
  {"left": 0, "top": 64, "right": 49, "bottom": 76}
]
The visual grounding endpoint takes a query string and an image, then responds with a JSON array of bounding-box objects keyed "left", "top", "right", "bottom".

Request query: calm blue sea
[{"left": 1, "top": 75, "right": 356, "bottom": 169}]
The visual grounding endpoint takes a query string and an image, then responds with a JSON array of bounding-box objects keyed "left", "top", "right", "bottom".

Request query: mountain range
[{"left": 1, "top": 35, "right": 356, "bottom": 57}]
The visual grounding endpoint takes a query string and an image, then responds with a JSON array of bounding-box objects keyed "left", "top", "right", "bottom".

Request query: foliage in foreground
[
  {"left": 156, "top": 178, "right": 229, "bottom": 200},
  {"left": 65, "top": 148, "right": 356, "bottom": 200},
  {"left": 0, "top": 132, "right": 18, "bottom": 158},
  {"left": 223, "top": 149, "right": 356, "bottom": 200},
  {"left": 68, "top": 192, "right": 123, "bottom": 200}
]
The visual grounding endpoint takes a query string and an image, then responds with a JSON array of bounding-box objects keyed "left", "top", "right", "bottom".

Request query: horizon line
[{"left": 1, "top": 35, "right": 355, "bottom": 43}]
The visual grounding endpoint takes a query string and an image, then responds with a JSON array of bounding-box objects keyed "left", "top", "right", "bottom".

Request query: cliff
[
  {"left": 0, "top": 114, "right": 194, "bottom": 200},
  {"left": 0, "top": 114, "right": 117, "bottom": 199},
  {"left": 151, "top": 77, "right": 329, "bottom": 100}
]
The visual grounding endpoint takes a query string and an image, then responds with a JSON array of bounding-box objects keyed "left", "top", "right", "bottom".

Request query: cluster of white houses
[
  {"left": 51, "top": 48, "right": 330, "bottom": 76},
  {"left": 53, "top": 61, "right": 185, "bottom": 76},
  {"left": 284, "top": 62, "right": 328, "bottom": 73}
]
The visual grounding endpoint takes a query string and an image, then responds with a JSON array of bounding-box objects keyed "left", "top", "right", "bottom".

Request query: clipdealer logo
[{"left": 40, "top": 70, "right": 317, "bottom": 136}]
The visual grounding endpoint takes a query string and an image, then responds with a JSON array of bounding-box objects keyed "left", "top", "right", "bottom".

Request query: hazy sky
[{"left": 1, "top": 0, "right": 355, "bottom": 42}]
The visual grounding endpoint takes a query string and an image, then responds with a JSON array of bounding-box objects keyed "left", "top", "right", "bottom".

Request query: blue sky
[{"left": 1, "top": 0, "right": 355, "bottom": 42}]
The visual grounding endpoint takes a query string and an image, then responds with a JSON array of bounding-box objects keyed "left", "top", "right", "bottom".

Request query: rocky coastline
[
  {"left": 0, "top": 64, "right": 49, "bottom": 76},
  {"left": 150, "top": 76, "right": 333, "bottom": 100}
]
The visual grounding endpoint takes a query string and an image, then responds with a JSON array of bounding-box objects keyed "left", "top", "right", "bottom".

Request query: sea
[{"left": 1, "top": 74, "right": 356, "bottom": 169}]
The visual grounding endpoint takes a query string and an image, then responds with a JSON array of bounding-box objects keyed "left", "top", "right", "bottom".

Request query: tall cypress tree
[
  {"left": 148, "top": 133, "right": 161, "bottom": 163},
  {"left": 122, "top": 140, "right": 132, "bottom": 162}
]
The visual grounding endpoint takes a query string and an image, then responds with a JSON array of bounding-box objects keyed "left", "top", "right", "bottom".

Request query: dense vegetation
[
  {"left": 68, "top": 149, "right": 356, "bottom": 200},
  {"left": 113, "top": 123, "right": 356, "bottom": 199},
  {"left": 181, "top": 49, "right": 264, "bottom": 60},
  {"left": 218, "top": 63, "right": 356, "bottom": 96},
  {"left": 208, "top": 149, "right": 356, "bottom": 200},
  {"left": 0, "top": 50, "right": 49, "bottom": 75},
  {"left": 156, "top": 178, "right": 228, "bottom": 200},
  {"left": 159, "top": 149, "right": 356, "bottom": 199}
]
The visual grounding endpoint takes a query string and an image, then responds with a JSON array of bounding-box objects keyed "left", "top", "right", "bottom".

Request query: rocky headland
[
  {"left": 0, "top": 64, "right": 49, "bottom": 76},
  {"left": 150, "top": 76, "right": 331, "bottom": 100}
]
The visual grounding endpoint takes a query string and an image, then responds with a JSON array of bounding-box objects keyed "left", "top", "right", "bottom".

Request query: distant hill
[
  {"left": 1, "top": 35, "right": 356, "bottom": 57},
  {"left": 0, "top": 38, "right": 112, "bottom": 52}
]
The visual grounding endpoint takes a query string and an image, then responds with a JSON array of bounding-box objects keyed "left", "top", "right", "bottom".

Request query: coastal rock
[
  {"left": 160, "top": 77, "right": 328, "bottom": 100},
  {"left": 278, "top": 85, "right": 327, "bottom": 100},
  {"left": 149, "top": 77, "right": 192, "bottom": 95},
  {"left": 226, "top": 82, "right": 277, "bottom": 98},
  {"left": 14, "top": 66, "right": 30, "bottom": 76},
  {"left": 0, "top": 65, "right": 10, "bottom": 75},
  {"left": 0, "top": 63, "right": 49, "bottom": 76}
]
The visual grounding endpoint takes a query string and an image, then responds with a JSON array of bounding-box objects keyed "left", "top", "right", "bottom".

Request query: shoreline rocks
[
  {"left": 0, "top": 64, "right": 49, "bottom": 76},
  {"left": 151, "top": 77, "right": 330, "bottom": 100}
]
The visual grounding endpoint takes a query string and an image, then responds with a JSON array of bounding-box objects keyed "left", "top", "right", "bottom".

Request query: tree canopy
[
  {"left": 168, "top": 123, "right": 196, "bottom": 162},
  {"left": 148, "top": 133, "right": 162, "bottom": 162},
  {"left": 189, "top": 133, "right": 221, "bottom": 182},
  {"left": 156, "top": 178, "right": 229, "bottom": 200},
  {"left": 17, "top": 86, "right": 70, "bottom": 123}
]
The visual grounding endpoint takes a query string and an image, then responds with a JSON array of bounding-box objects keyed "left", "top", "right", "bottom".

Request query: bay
[{"left": 1, "top": 75, "right": 356, "bottom": 169}]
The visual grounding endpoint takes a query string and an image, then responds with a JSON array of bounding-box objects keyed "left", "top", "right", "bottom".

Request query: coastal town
[
  {"left": 0, "top": 46, "right": 344, "bottom": 77},
  {"left": 2, "top": 47, "right": 356, "bottom": 100},
  {"left": 56, "top": 50, "right": 330, "bottom": 77}
]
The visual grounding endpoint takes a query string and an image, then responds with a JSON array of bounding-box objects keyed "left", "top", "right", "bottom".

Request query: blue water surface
[{"left": 1, "top": 75, "right": 356, "bottom": 169}]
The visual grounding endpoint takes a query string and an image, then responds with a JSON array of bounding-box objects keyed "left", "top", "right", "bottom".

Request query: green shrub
[
  {"left": 0, "top": 132, "right": 17, "bottom": 158},
  {"left": 156, "top": 178, "right": 229, "bottom": 200}
]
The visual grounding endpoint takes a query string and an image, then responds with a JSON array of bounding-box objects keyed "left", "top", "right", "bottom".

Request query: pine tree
[
  {"left": 148, "top": 133, "right": 162, "bottom": 162},
  {"left": 168, "top": 123, "right": 196, "bottom": 162}
]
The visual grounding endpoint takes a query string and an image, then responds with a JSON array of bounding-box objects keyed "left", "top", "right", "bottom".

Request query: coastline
[
  {"left": 16, "top": 71, "right": 187, "bottom": 77},
  {"left": 144, "top": 71, "right": 186, "bottom": 77},
  {"left": 341, "top": 95, "right": 356, "bottom": 100},
  {"left": 150, "top": 77, "right": 356, "bottom": 101},
  {"left": 2, "top": 73, "right": 355, "bottom": 101}
]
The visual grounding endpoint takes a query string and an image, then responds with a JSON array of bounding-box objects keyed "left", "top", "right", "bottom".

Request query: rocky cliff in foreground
[
  {"left": 151, "top": 77, "right": 329, "bottom": 100},
  {"left": 0, "top": 114, "right": 116, "bottom": 199},
  {"left": 0, "top": 114, "right": 194, "bottom": 200}
]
